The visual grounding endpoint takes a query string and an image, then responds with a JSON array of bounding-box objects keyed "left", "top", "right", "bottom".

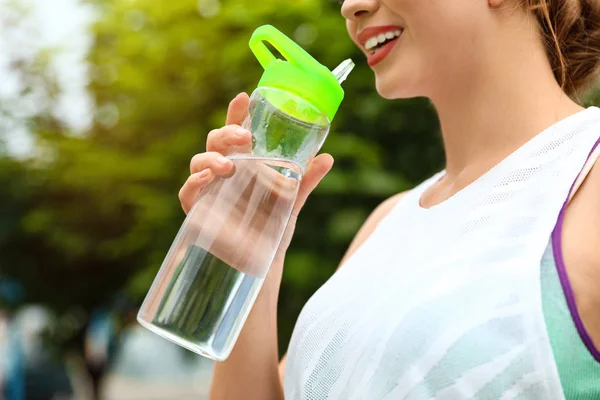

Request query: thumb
[{"left": 292, "top": 153, "right": 334, "bottom": 216}]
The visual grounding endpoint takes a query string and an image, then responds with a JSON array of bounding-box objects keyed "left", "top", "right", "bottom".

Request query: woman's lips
[{"left": 367, "top": 36, "right": 400, "bottom": 67}]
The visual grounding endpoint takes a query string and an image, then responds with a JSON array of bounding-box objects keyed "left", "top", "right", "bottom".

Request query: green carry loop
[{"left": 249, "top": 25, "right": 345, "bottom": 123}]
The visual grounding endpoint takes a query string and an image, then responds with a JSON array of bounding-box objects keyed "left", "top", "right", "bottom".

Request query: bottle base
[{"left": 137, "top": 315, "right": 229, "bottom": 361}]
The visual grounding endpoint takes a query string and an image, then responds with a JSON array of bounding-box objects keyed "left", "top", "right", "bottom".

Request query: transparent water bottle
[{"left": 137, "top": 25, "right": 354, "bottom": 361}]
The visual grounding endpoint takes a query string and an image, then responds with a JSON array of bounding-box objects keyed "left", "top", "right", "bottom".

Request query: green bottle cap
[{"left": 249, "top": 25, "right": 346, "bottom": 123}]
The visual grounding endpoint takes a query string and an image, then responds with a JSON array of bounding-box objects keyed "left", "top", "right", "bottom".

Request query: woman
[{"left": 178, "top": 0, "right": 600, "bottom": 398}]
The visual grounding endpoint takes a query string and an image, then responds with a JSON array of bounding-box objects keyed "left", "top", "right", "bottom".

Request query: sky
[{"left": 0, "top": 0, "right": 96, "bottom": 157}]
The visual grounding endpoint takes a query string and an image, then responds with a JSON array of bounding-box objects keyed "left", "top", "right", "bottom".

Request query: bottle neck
[{"left": 245, "top": 88, "right": 330, "bottom": 170}]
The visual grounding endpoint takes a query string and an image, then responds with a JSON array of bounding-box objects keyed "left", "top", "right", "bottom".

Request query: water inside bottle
[
  {"left": 138, "top": 156, "right": 302, "bottom": 360},
  {"left": 142, "top": 245, "right": 264, "bottom": 360},
  {"left": 248, "top": 90, "right": 330, "bottom": 167}
]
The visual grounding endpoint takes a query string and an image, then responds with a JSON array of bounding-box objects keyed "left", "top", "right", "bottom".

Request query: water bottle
[{"left": 137, "top": 25, "right": 354, "bottom": 361}]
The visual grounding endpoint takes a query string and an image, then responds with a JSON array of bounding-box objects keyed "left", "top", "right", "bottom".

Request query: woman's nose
[{"left": 341, "top": 0, "right": 380, "bottom": 20}]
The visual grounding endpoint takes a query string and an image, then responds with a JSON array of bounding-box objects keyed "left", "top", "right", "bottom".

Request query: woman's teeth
[{"left": 365, "top": 29, "right": 402, "bottom": 54}]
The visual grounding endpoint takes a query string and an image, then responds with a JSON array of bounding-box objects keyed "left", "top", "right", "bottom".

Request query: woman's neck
[{"left": 429, "top": 20, "right": 583, "bottom": 192}]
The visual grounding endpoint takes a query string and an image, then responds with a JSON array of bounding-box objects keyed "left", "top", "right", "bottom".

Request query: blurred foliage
[
  {"left": 11, "top": 0, "right": 599, "bottom": 360},
  {"left": 0, "top": 0, "right": 444, "bottom": 355}
]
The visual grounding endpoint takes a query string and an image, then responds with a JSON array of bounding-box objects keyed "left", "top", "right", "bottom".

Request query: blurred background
[{"left": 1, "top": 0, "right": 599, "bottom": 399}]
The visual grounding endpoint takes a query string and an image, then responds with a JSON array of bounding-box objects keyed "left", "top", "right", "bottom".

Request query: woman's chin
[
  {"left": 375, "top": 81, "right": 417, "bottom": 100},
  {"left": 376, "top": 88, "right": 401, "bottom": 100},
  {"left": 374, "top": 72, "right": 421, "bottom": 100}
]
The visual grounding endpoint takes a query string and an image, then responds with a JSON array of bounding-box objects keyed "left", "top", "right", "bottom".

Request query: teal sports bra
[{"left": 542, "top": 240, "right": 600, "bottom": 398}]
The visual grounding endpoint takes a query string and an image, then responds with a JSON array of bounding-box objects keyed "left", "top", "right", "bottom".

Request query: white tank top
[{"left": 284, "top": 107, "right": 600, "bottom": 400}]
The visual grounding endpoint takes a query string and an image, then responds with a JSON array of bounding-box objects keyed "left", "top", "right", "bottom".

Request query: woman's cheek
[{"left": 346, "top": 20, "right": 359, "bottom": 47}]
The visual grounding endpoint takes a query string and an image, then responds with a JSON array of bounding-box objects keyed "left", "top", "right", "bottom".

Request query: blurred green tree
[{"left": 0, "top": 0, "right": 499, "bottom": 361}]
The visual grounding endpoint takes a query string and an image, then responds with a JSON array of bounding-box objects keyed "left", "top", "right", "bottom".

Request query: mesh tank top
[{"left": 284, "top": 107, "right": 600, "bottom": 399}]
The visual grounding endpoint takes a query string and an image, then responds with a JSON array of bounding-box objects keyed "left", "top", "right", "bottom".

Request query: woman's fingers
[
  {"left": 178, "top": 169, "right": 215, "bottom": 213},
  {"left": 190, "top": 151, "right": 236, "bottom": 177},
  {"left": 292, "top": 153, "right": 335, "bottom": 216},
  {"left": 205, "top": 93, "right": 252, "bottom": 155},
  {"left": 183, "top": 93, "right": 332, "bottom": 221},
  {"left": 206, "top": 125, "right": 253, "bottom": 155}
]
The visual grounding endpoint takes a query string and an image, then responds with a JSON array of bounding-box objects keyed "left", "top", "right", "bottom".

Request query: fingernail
[
  {"left": 217, "top": 156, "right": 230, "bottom": 165},
  {"left": 198, "top": 170, "right": 209, "bottom": 178},
  {"left": 235, "top": 128, "right": 249, "bottom": 137}
]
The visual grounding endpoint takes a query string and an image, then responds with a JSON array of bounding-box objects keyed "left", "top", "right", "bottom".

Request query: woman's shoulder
[
  {"left": 337, "top": 191, "right": 408, "bottom": 268},
  {"left": 367, "top": 191, "right": 409, "bottom": 225},
  {"left": 559, "top": 149, "right": 600, "bottom": 355}
]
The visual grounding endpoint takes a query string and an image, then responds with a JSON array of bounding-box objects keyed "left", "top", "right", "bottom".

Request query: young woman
[{"left": 178, "top": 0, "right": 600, "bottom": 398}]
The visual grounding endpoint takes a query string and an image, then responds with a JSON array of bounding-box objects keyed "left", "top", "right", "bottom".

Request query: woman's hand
[{"left": 178, "top": 92, "right": 334, "bottom": 260}]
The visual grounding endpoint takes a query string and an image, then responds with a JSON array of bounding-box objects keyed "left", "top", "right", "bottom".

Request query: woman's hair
[{"left": 527, "top": 0, "right": 600, "bottom": 96}]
